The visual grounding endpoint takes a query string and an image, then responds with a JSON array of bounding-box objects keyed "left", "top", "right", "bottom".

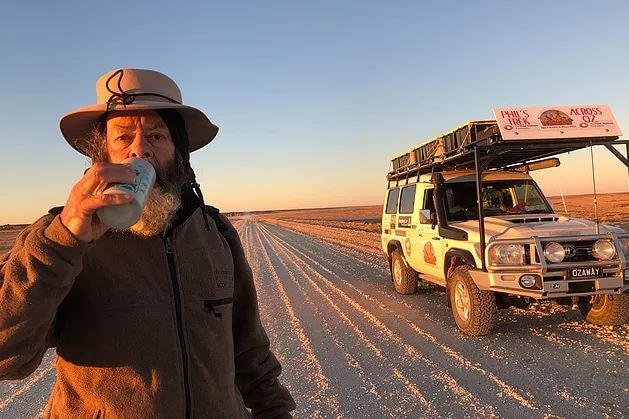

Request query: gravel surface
[
  {"left": 1, "top": 219, "right": 628, "bottom": 418},
  {"left": 238, "top": 218, "right": 628, "bottom": 419}
]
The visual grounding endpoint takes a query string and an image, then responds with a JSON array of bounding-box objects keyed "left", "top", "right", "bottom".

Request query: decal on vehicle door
[
  {"left": 398, "top": 216, "right": 411, "bottom": 228},
  {"left": 405, "top": 238, "right": 412, "bottom": 256},
  {"left": 423, "top": 242, "right": 436, "bottom": 265}
]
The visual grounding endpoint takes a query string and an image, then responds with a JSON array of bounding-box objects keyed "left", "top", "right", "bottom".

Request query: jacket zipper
[{"left": 164, "top": 232, "right": 191, "bottom": 419}]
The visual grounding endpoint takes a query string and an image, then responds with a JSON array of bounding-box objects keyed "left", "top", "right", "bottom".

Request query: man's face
[
  {"left": 104, "top": 110, "right": 184, "bottom": 237},
  {"left": 105, "top": 110, "right": 175, "bottom": 171}
]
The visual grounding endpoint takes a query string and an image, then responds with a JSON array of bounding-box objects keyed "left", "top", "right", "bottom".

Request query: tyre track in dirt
[
  {"left": 255, "top": 231, "right": 420, "bottom": 417},
  {"left": 236, "top": 219, "right": 282, "bottom": 353},
  {"left": 253, "top": 219, "right": 628, "bottom": 418},
  {"left": 241, "top": 221, "right": 343, "bottom": 418},
  {"left": 255, "top": 222, "right": 497, "bottom": 418},
  {"left": 261, "top": 224, "right": 538, "bottom": 409},
  {"left": 256, "top": 222, "right": 540, "bottom": 418},
  {"left": 252, "top": 219, "right": 453, "bottom": 417},
  {"left": 254, "top": 223, "right": 443, "bottom": 418}
]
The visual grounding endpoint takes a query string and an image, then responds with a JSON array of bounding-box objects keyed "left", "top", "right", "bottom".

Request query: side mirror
[{"left": 419, "top": 209, "right": 432, "bottom": 224}]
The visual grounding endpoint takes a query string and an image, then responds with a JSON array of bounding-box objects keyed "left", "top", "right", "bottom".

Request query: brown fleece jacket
[{"left": 0, "top": 208, "right": 295, "bottom": 418}]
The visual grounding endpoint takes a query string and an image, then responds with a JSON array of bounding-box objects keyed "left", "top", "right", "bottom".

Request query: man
[{"left": 0, "top": 68, "right": 296, "bottom": 418}]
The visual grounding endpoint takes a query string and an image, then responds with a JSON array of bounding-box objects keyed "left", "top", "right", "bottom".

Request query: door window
[
  {"left": 399, "top": 185, "right": 417, "bottom": 214},
  {"left": 385, "top": 188, "right": 400, "bottom": 214}
]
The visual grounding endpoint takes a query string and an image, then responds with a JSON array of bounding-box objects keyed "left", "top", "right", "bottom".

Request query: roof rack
[{"left": 387, "top": 120, "right": 623, "bottom": 181}]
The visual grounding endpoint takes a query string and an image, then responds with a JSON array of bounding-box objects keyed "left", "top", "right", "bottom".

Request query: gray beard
[{"left": 127, "top": 184, "right": 182, "bottom": 238}]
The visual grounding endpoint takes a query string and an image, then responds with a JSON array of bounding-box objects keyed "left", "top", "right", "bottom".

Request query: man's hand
[{"left": 60, "top": 162, "right": 136, "bottom": 243}]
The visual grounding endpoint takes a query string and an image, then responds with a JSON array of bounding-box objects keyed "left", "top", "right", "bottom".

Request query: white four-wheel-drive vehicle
[{"left": 381, "top": 105, "right": 629, "bottom": 336}]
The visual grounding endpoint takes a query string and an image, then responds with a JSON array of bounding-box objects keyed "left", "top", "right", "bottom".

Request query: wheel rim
[
  {"left": 393, "top": 258, "right": 402, "bottom": 286},
  {"left": 454, "top": 281, "right": 471, "bottom": 322}
]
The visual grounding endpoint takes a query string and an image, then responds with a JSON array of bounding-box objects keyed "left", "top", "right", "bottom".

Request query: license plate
[{"left": 566, "top": 266, "right": 601, "bottom": 279}]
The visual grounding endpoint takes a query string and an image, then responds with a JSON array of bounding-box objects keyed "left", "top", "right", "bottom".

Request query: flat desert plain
[
  {"left": 0, "top": 227, "right": 25, "bottom": 256},
  {"left": 1, "top": 193, "right": 628, "bottom": 418},
  {"left": 246, "top": 192, "right": 629, "bottom": 255}
]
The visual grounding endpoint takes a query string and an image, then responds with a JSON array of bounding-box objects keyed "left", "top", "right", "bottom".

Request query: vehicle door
[
  {"left": 416, "top": 188, "right": 444, "bottom": 277},
  {"left": 396, "top": 184, "right": 420, "bottom": 269},
  {"left": 382, "top": 188, "right": 400, "bottom": 253}
]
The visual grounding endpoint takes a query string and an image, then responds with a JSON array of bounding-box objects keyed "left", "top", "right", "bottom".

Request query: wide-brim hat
[{"left": 60, "top": 68, "right": 219, "bottom": 155}]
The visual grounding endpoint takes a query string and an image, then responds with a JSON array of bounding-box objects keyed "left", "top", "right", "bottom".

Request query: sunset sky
[{"left": 1, "top": 0, "right": 629, "bottom": 224}]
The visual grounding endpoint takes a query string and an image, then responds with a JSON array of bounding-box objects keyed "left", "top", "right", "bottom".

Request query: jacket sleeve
[
  {"left": 223, "top": 218, "right": 296, "bottom": 419},
  {"left": 0, "top": 215, "right": 91, "bottom": 380}
]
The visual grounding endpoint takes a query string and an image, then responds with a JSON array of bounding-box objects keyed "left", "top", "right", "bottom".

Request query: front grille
[
  {"left": 564, "top": 242, "right": 595, "bottom": 262},
  {"left": 541, "top": 239, "right": 600, "bottom": 264}
]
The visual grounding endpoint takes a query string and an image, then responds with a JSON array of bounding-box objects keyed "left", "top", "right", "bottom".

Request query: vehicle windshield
[{"left": 445, "top": 180, "right": 552, "bottom": 221}]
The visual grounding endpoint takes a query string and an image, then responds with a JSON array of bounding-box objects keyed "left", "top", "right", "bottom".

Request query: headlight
[
  {"left": 592, "top": 240, "right": 616, "bottom": 260},
  {"left": 488, "top": 244, "right": 525, "bottom": 265},
  {"left": 544, "top": 242, "right": 565, "bottom": 263}
]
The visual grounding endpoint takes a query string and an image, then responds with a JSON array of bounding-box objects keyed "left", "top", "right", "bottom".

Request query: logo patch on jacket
[{"left": 215, "top": 270, "right": 234, "bottom": 289}]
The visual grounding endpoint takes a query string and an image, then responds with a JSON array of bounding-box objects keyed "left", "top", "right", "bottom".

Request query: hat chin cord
[
  {"left": 193, "top": 181, "right": 211, "bottom": 231},
  {"left": 185, "top": 164, "right": 211, "bottom": 231}
]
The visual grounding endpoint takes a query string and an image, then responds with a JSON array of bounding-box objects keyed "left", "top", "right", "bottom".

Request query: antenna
[
  {"left": 558, "top": 184, "right": 568, "bottom": 215},
  {"left": 555, "top": 162, "right": 568, "bottom": 215},
  {"left": 589, "top": 141, "right": 599, "bottom": 234},
  {"left": 625, "top": 144, "right": 629, "bottom": 191}
]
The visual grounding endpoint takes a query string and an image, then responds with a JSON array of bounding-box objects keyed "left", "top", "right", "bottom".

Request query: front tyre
[
  {"left": 578, "top": 293, "right": 629, "bottom": 326},
  {"left": 448, "top": 265, "right": 497, "bottom": 336},
  {"left": 390, "top": 249, "right": 417, "bottom": 295}
]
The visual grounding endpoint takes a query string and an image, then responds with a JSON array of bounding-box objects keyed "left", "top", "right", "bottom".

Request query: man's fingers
[
  {"left": 61, "top": 165, "right": 136, "bottom": 243},
  {"left": 81, "top": 193, "right": 134, "bottom": 213},
  {"left": 71, "top": 193, "right": 134, "bottom": 217},
  {"left": 81, "top": 163, "right": 136, "bottom": 193}
]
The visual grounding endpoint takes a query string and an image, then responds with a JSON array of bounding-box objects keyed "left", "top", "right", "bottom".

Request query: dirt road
[
  {"left": 1, "top": 219, "right": 628, "bottom": 418},
  {"left": 237, "top": 218, "right": 628, "bottom": 419}
]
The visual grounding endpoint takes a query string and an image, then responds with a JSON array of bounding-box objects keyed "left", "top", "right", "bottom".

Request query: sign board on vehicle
[{"left": 493, "top": 105, "right": 622, "bottom": 140}]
